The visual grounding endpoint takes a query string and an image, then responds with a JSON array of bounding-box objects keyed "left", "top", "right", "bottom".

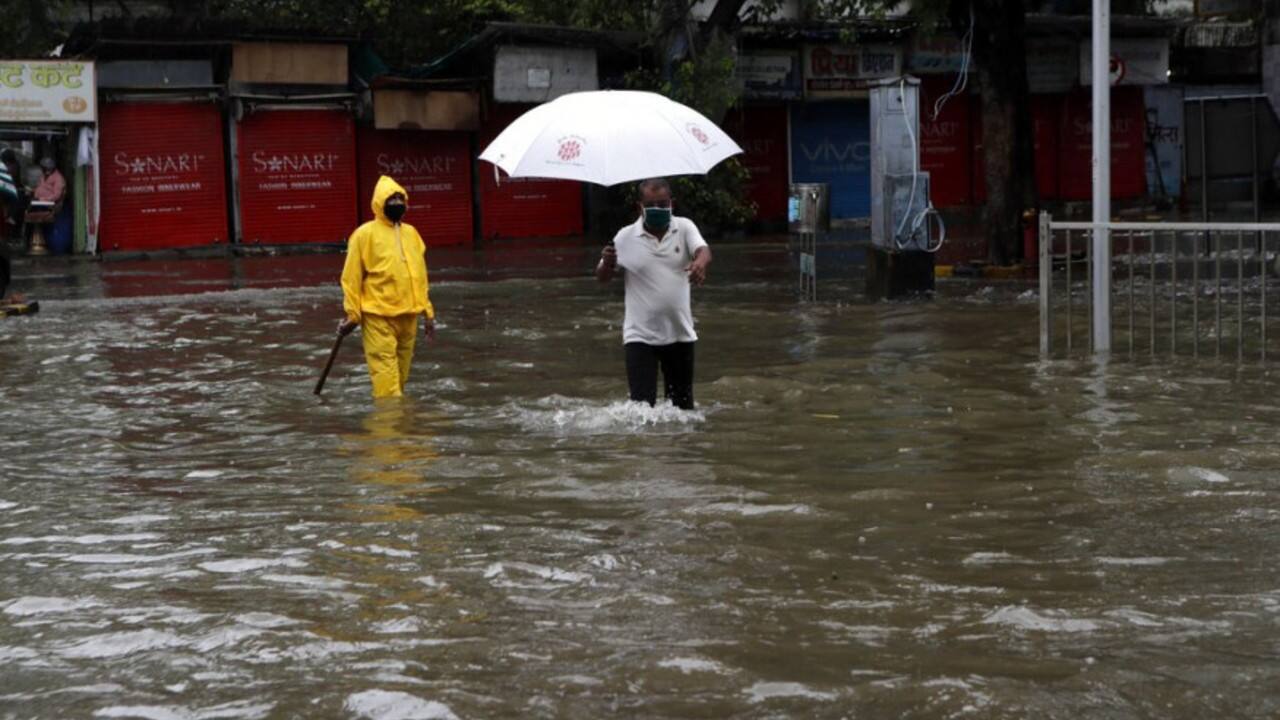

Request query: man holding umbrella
[{"left": 597, "top": 178, "right": 712, "bottom": 410}]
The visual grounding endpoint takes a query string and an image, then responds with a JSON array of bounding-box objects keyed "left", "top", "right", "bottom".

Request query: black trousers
[{"left": 625, "top": 341, "right": 695, "bottom": 410}]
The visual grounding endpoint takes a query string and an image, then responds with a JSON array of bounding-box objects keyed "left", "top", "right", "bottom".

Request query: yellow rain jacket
[{"left": 341, "top": 176, "right": 435, "bottom": 324}]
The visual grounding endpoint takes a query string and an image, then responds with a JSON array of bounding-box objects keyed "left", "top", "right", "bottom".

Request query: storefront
[
  {"left": 99, "top": 100, "right": 229, "bottom": 252},
  {"left": 234, "top": 106, "right": 358, "bottom": 245},
  {"left": 0, "top": 60, "right": 97, "bottom": 254},
  {"left": 228, "top": 42, "right": 359, "bottom": 245},
  {"left": 96, "top": 61, "right": 229, "bottom": 252},
  {"left": 789, "top": 43, "right": 902, "bottom": 222}
]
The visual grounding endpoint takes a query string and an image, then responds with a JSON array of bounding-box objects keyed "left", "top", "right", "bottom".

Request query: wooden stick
[{"left": 314, "top": 331, "right": 348, "bottom": 395}]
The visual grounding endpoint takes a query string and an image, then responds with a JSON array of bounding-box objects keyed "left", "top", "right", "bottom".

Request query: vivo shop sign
[{"left": 0, "top": 60, "right": 97, "bottom": 123}]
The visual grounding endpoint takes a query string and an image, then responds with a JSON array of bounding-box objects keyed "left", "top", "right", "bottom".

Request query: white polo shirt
[{"left": 612, "top": 215, "right": 709, "bottom": 345}]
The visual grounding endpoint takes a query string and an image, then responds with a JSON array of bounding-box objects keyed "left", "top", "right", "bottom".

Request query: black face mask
[{"left": 385, "top": 203, "right": 406, "bottom": 223}]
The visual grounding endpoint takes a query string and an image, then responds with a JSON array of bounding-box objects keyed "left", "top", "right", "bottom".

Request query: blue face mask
[{"left": 643, "top": 207, "right": 672, "bottom": 234}]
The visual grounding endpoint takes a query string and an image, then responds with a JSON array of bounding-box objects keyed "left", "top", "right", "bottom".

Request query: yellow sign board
[{"left": 0, "top": 60, "right": 97, "bottom": 123}]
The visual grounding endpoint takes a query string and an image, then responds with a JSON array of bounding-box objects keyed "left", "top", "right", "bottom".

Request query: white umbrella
[{"left": 478, "top": 90, "right": 743, "bottom": 187}]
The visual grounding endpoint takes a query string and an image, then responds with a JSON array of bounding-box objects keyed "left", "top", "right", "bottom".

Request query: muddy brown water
[{"left": 1, "top": 248, "right": 1278, "bottom": 718}]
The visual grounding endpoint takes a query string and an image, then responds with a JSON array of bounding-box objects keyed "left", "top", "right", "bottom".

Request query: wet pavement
[{"left": 2, "top": 242, "right": 1279, "bottom": 719}]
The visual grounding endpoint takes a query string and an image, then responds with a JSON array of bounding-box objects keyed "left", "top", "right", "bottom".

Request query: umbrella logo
[
  {"left": 688, "top": 125, "right": 710, "bottom": 145},
  {"left": 558, "top": 139, "right": 582, "bottom": 162}
]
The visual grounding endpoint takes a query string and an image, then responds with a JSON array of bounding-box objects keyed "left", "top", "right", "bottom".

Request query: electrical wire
[
  {"left": 931, "top": 5, "right": 975, "bottom": 123},
  {"left": 895, "top": 79, "right": 947, "bottom": 254}
]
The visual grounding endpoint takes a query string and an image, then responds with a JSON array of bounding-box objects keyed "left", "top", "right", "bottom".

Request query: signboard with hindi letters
[
  {"left": 0, "top": 60, "right": 96, "bottom": 123},
  {"left": 802, "top": 45, "right": 902, "bottom": 99},
  {"left": 907, "top": 35, "right": 966, "bottom": 75},
  {"left": 737, "top": 53, "right": 801, "bottom": 99}
]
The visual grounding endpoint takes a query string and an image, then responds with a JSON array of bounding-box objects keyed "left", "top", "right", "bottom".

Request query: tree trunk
[{"left": 960, "top": 0, "right": 1037, "bottom": 265}]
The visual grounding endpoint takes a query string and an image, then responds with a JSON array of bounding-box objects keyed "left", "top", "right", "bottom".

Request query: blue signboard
[{"left": 790, "top": 101, "right": 871, "bottom": 219}]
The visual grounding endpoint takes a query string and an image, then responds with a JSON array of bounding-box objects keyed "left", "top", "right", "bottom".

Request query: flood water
[{"left": 2, "top": 248, "right": 1279, "bottom": 718}]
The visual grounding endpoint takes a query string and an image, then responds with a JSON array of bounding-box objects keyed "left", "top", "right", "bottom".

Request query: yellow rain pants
[{"left": 361, "top": 313, "right": 418, "bottom": 399}]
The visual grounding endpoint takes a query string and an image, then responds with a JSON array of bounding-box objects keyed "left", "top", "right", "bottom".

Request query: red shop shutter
[
  {"left": 724, "top": 104, "right": 790, "bottom": 222},
  {"left": 357, "top": 127, "right": 473, "bottom": 247},
  {"left": 1032, "top": 95, "right": 1062, "bottom": 200},
  {"left": 479, "top": 104, "right": 583, "bottom": 240},
  {"left": 236, "top": 109, "right": 358, "bottom": 244},
  {"left": 971, "top": 94, "right": 1063, "bottom": 204},
  {"left": 1058, "top": 88, "right": 1147, "bottom": 201},
  {"left": 919, "top": 77, "right": 974, "bottom": 207},
  {"left": 99, "top": 101, "right": 229, "bottom": 252}
]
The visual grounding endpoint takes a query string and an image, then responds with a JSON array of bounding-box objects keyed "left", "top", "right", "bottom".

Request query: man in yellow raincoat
[{"left": 339, "top": 176, "right": 436, "bottom": 399}]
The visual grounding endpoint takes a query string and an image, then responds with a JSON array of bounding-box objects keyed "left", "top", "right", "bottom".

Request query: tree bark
[{"left": 960, "top": 0, "right": 1037, "bottom": 265}]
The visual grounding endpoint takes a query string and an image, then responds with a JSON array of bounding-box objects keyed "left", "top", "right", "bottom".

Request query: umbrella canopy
[{"left": 479, "top": 90, "right": 743, "bottom": 187}]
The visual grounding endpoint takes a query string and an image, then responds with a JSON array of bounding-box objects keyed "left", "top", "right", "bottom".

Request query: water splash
[{"left": 502, "top": 396, "right": 706, "bottom": 436}]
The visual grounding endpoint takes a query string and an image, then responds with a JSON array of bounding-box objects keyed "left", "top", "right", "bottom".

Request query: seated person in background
[
  {"left": 34, "top": 157, "right": 65, "bottom": 207},
  {"left": 24, "top": 157, "right": 65, "bottom": 249}
]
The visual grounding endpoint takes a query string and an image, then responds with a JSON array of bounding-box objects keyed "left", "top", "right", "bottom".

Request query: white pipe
[{"left": 1091, "top": 0, "right": 1112, "bottom": 353}]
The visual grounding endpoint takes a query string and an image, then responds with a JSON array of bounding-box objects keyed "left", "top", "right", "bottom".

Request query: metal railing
[{"left": 1039, "top": 214, "right": 1279, "bottom": 362}]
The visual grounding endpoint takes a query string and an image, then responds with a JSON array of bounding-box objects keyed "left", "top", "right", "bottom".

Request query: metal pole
[
  {"left": 1262, "top": 231, "right": 1268, "bottom": 363},
  {"left": 1200, "top": 101, "right": 1210, "bottom": 256},
  {"left": 1238, "top": 231, "right": 1245, "bottom": 363},
  {"left": 1193, "top": 231, "right": 1200, "bottom": 358},
  {"left": 1150, "top": 233, "right": 1157, "bottom": 357},
  {"left": 1171, "top": 230, "right": 1178, "bottom": 357},
  {"left": 1067, "top": 230, "right": 1074, "bottom": 354},
  {"left": 1040, "top": 213, "right": 1053, "bottom": 356},
  {"left": 798, "top": 233, "right": 804, "bottom": 296},
  {"left": 1216, "top": 232, "right": 1223, "bottom": 359},
  {"left": 1200, "top": 101, "right": 1209, "bottom": 225},
  {"left": 812, "top": 231, "right": 817, "bottom": 302},
  {"left": 1253, "top": 97, "right": 1261, "bottom": 244},
  {"left": 1129, "top": 231, "right": 1135, "bottom": 356},
  {"left": 1085, "top": 229, "right": 1095, "bottom": 353},
  {"left": 1092, "top": 0, "right": 1113, "bottom": 354}
]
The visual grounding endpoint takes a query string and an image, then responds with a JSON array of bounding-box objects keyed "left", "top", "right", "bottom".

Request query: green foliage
[
  {"left": 209, "top": 0, "right": 652, "bottom": 67},
  {"left": 1, "top": 0, "right": 72, "bottom": 58}
]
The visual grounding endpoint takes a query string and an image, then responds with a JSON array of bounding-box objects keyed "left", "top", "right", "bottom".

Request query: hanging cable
[
  {"left": 895, "top": 79, "right": 948, "bottom": 255},
  {"left": 931, "top": 4, "right": 975, "bottom": 123}
]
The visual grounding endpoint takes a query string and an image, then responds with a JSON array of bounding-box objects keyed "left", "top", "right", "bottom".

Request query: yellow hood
[{"left": 371, "top": 175, "right": 408, "bottom": 225}]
